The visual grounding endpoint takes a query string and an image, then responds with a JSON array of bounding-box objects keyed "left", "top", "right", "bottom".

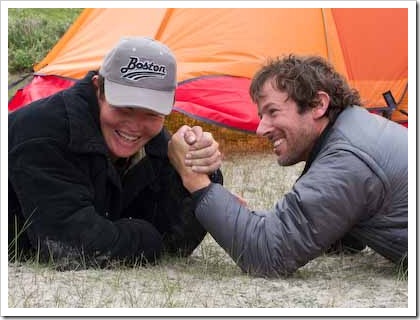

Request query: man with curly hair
[{"left": 169, "top": 54, "right": 408, "bottom": 277}]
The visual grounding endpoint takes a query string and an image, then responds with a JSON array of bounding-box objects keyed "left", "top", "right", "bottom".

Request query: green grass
[{"left": 8, "top": 8, "right": 82, "bottom": 74}]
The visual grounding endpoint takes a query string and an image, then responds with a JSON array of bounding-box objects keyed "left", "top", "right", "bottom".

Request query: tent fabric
[
  {"left": 9, "top": 75, "right": 75, "bottom": 112},
  {"left": 175, "top": 75, "right": 259, "bottom": 132},
  {"left": 9, "top": 8, "right": 408, "bottom": 131}
]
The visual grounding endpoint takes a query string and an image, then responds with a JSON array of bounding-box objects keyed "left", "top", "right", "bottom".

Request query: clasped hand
[
  {"left": 169, "top": 125, "right": 248, "bottom": 205},
  {"left": 168, "top": 125, "right": 222, "bottom": 174},
  {"left": 168, "top": 125, "right": 222, "bottom": 192}
]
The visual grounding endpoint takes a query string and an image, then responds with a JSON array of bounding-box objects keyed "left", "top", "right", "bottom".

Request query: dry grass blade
[{"left": 8, "top": 152, "right": 408, "bottom": 310}]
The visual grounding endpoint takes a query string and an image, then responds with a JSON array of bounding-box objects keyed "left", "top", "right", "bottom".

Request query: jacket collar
[{"left": 298, "top": 118, "right": 335, "bottom": 179}]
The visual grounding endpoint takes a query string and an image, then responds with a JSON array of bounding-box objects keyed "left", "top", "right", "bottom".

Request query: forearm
[
  {"left": 10, "top": 183, "right": 162, "bottom": 267},
  {"left": 26, "top": 211, "right": 163, "bottom": 268},
  {"left": 161, "top": 207, "right": 207, "bottom": 257},
  {"left": 9, "top": 143, "right": 163, "bottom": 268},
  {"left": 179, "top": 170, "right": 211, "bottom": 193},
  {"left": 193, "top": 184, "right": 290, "bottom": 276},
  {"left": 193, "top": 184, "right": 323, "bottom": 277}
]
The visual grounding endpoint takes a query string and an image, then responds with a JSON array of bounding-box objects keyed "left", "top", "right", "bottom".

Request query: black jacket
[{"left": 9, "top": 71, "right": 222, "bottom": 267}]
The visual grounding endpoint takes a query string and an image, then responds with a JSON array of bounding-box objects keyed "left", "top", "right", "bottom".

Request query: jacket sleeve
[
  {"left": 9, "top": 139, "right": 163, "bottom": 266},
  {"left": 194, "top": 150, "right": 385, "bottom": 277},
  {"left": 155, "top": 166, "right": 223, "bottom": 257}
]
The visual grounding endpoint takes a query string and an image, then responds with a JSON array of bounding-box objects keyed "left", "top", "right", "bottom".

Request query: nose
[{"left": 256, "top": 116, "right": 271, "bottom": 137}]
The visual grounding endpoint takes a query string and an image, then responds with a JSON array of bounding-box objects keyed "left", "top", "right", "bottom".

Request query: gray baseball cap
[{"left": 99, "top": 37, "right": 177, "bottom": 115}]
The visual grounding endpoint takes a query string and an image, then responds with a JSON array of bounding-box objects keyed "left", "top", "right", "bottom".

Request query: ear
[
  {"left": 312, "top": 91, "right": 330, "bottom": 120},
  {"left": 91, "top": 75, "right": 103, "bottom": 100},
  {"left": 92, "top": 74, "right": 100, "bottom": 89}
]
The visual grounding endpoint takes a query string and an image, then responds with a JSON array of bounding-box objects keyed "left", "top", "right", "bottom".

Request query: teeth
[
  {"left": 117, "top": 130, "right": 139, "bottom": 142},
  {"left": 273, "top": 139, "right": 284, "bottom": 148}
]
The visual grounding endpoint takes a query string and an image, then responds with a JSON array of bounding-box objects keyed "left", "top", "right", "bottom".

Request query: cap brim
[{"left": 104, "top": 79, "right": 174, "bottom": 115}]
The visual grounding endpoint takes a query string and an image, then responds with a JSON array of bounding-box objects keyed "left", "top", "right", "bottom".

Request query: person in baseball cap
[
  {"left": 8, "top": 36, "right": 223, "bottom": 270},
  {"left": 99, "top": 36, "right": 177, "bottom": 115}
]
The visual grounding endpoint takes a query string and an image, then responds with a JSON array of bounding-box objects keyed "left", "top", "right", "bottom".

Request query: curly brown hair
[{"left": 249, "top": 54, "right": 362, "bottom": 122}]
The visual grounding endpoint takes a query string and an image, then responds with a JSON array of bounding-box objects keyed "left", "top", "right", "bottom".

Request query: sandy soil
[{"left": 6, "top": 154, "right": 410, "bottom": 315}]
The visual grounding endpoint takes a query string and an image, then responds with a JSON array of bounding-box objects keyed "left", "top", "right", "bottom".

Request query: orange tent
[{"left": 9, "top": 8, "right": 408, "bottom": 130}]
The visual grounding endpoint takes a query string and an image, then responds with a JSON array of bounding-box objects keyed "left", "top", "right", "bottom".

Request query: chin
[
  {"left": 277, "top": 156, "right": 298, "bottom": 167},
  {"left": 112, "top": 147, "right": 137, "bottom": 159}
]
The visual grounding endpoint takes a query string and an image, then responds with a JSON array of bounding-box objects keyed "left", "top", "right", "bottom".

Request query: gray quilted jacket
[{"left": 194, "top": 106, "right": 407, "bottom": 277}]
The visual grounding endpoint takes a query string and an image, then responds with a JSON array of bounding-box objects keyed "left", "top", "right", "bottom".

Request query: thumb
[
  {"left": 184, "top": 129, "right": 197, "bottom": 145},
  {"left": 175, "top": 125, "right": 191, "bottom": 138}
]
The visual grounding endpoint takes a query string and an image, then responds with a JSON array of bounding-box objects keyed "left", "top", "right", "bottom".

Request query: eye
[
  {"left": 259, "top": 107, "right": 277, "bottom": 119},
  {"left": 146, "top": 111, "right": 164, "bottom": 119},
  {"left": 268, "top": 108, "right": 278, "bottom": 116},
  {"left": 121, "top": 107, "right": 135, "bottom": 113},
  {"left": 109, "top": 105, "right": 131, "bottom": 113}
]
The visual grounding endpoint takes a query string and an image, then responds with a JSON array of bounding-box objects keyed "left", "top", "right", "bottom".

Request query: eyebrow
[{"left": 260, "top": 102, "right": 276, "bottom": 112}]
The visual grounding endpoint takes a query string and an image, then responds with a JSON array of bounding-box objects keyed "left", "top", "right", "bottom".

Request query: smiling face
[
  {"left": 256, "top": 79, "right": 329, "bottom": 166},
  {"left": 95, "top": 89, "right": 165, "bottom": 160}
]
